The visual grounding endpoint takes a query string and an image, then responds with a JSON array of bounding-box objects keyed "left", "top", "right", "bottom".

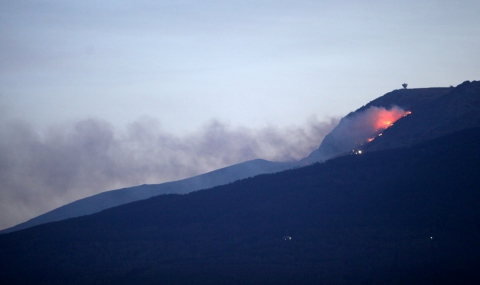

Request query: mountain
[
  {"left": 300, "top": 86, "right": 451, "bottom": 163},
  {"left": 0, "top": 159, "right": 294, "bottom": 234},
  {"left": 303, "top": 81, "right": 480, "bottom": 163},
  {"left": 1, "top": 126, "right": 479, "bottom": 284},
  {"left": 366, "top": 80, "right": 480, "bottom": 151},
  {"left": 3, "top": 81, "right": 479, "bottom": 234}
]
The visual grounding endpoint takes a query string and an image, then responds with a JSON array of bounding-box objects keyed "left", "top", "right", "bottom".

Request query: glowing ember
[{"left": 367, "top": 138, "right": 374, "bottom": 142}]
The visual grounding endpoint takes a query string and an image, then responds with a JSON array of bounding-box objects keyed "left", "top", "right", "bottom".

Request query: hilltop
[
  {"left": 303, "top": 81, "right": 480, "bottom": 162},
  {"left": 366, "top": 80, "right": 480, "bottom": 151}
]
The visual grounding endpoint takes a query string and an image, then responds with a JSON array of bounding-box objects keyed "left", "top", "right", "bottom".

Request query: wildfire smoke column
[{"left": 302, "top": 105, "right": 410, "bottom": 163}]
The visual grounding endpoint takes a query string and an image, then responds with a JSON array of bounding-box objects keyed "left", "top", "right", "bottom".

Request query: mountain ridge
[
  {"left": 366, "top": 80, "right": 480, "bottom": 151},
  {"left": 3, "top": 81, "right": 479, "bottom": 234},
  {"left": 1, "top": 126, "right": 479, "bottom": 284},
  {"left": 303, "top": 81, "right": 480, "bottom": 163}
]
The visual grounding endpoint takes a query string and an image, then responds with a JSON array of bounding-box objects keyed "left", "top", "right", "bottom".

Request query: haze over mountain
[
  {"left": 1, "top": 159, "right": 295, "bottom": 233},
  {"left": 1, "top": 80, "right": 480, "bottom": 284},
  {"left": 0, "top": 117, "right": 338, "bottom": 232},
  {"left": 3, "top": 80, "right": 479, "bottom": 234},
  {"left": 1, "top": 122, "right": 479, "bottom": 284}
]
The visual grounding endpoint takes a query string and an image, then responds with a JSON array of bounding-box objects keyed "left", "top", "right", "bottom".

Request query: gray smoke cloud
[{"left": 0, "top": 116, "right": 339, "bottom": 230}]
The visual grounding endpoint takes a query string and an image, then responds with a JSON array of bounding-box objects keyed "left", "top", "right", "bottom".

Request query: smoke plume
[
  {"left": 0, "top": 116, "right": 339, "bottom": 230},
  {"left": 334, "top": 105, "right": 409, "bottom": 145},
  {"left": 304, "top": 105, "right": 409, "bottom": 162}
]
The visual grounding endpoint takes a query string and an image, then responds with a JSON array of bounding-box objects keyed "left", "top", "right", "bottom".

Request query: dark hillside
[
  {"left": 5, "top": 83, "right": 473, "bottom": 234},
  {"left": 1, "top": 128, "right": 480, "bottom": 284},
  {"left": 366, "top": 80, "right": 480, "bottom": 151},
  {"left": 302, "top": 86, "right": 452, "bottom": 163}
]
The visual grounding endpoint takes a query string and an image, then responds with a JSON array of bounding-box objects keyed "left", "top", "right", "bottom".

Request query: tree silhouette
[{"left": 402, "top": 83, "right": 408, "bottom": 89}]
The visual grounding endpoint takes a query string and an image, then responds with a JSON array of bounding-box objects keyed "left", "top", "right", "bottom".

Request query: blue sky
[{"left": 1, "top": 0, "right": 479, "bottom": 229}]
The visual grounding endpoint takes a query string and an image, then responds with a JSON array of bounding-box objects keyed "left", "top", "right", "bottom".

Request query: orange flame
[
  {"left": 342, "top": 106, "right": 412, "bottom": 150},
  {"left": 372, "top": 109, "right": 411, "bottom": 132}
]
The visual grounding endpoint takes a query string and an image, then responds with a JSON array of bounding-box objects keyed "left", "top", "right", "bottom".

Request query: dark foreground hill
[{"left": 1, "top": 127, "right": 480, "bottom": 285}]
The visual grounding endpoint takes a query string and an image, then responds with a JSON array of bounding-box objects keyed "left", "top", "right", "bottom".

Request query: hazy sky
[
  {"left": 1, "top": 0, "right": 480, "bottom": 230},
  {"left": 2, "top": 0, "right": 479, "bottom": 132}
]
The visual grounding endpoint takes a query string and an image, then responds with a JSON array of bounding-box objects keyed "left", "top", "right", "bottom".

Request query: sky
[{"left": 1, "top": 0, "right": 480, "bottom": 230}]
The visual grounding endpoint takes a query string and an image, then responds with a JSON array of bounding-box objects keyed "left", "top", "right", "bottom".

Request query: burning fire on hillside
[
  {"left": 307, "top": 105, "right": 412, "bottom": 161},
  {"left": 342, "top": 106, "right": 411, "bottom": 154},
  {"left": 371, "top": 108, "right": 410, "bottom": 133},
  {"left": 366, "top": 108, "right": 411, "bottom": 143}
]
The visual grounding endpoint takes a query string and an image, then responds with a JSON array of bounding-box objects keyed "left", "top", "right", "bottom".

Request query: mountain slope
[
  {"left": 4, "top": 81, "right": 478, "bottom": 234},
  {"left": 0, "top": 159, "right": 293, "bottom": 233},
  {"left": 303, "top": 81, "right": 480, "bottom": 163},
  {"left": 366, "top": 80, "right": 480, "bottom": 151},
  {"left": 1, "top": 127, "right": 480, "bottom": 284}
]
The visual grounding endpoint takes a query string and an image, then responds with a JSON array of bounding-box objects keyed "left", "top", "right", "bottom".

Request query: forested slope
[{"left": 1, "top": 127, "right": 479, "bottom": 284}]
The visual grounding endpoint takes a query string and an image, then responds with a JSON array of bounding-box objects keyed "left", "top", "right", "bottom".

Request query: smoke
[
  {"left": 0, "top": 116, "right": 339, "bottom": 230},
  {"left": 336, "top": 105, "right": 408, "bottom": 146},
  {"left": 306, "top": 105, "right": 409, "bottom": 162}
]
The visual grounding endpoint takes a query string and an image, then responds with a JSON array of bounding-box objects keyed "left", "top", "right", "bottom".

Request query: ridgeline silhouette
[{"left": 1, "top": 81, "right": 480, "bottom": 284}]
